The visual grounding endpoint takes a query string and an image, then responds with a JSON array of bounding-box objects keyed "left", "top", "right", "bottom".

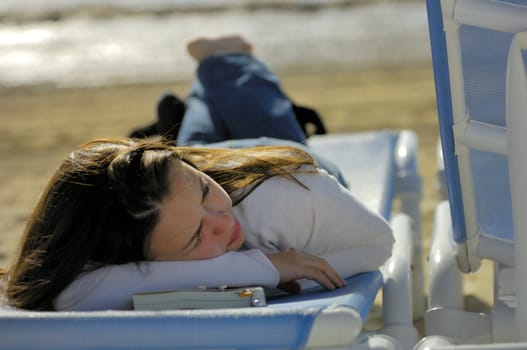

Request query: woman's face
[{"left": 147, "top": 160, "right": 245, "bottom": 260}]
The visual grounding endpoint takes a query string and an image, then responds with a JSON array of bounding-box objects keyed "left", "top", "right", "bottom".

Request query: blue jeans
[{"left": 176, "top": 53, "right": 346, "bottom": 186}]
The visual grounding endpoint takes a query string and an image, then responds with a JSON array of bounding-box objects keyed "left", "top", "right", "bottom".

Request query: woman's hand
[{"left": 266, "top": 249, "right": 346, "bottom": 293}]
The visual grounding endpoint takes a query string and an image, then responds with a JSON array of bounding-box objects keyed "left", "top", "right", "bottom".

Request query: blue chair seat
[{"left": 0, "top": 131, "right": 417, "bottom": 349}]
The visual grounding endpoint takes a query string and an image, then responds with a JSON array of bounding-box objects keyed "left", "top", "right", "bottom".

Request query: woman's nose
[
  {"left": 203, "top": 208, "right": 233, "bottom": 235},
  {"left": 203, "top": 206, "right": 230, "bottom": 216}
]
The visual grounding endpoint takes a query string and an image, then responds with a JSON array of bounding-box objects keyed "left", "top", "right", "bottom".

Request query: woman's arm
[
  {"left": 55, "top": 249, "right": 278, "bottom": 311},
  {"left": 235, "top": 168, "right": 395, "bottom": 279},
  {"left": 56, "top": 169, "right": 393, "bottom": 311}
]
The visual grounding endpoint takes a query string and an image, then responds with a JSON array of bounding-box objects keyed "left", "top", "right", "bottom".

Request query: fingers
[
  {"left": 266, "top": 250, "right": 347, "bottom": 292},
  {"left": 301, "top": 255, "right": 347, "bottom": 290}
]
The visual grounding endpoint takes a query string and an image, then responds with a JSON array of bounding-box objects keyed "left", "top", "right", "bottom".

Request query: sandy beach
[{"left": 0, "top": 62, "right": 492, "bottom": 330}]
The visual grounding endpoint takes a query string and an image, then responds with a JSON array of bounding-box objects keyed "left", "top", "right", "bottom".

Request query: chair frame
[{"left": 421, "top": 0, "right": 527, "bottom": 347}]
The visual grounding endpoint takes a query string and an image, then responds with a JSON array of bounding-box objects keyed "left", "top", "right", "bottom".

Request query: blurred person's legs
[
  {"left": 129, "top": 37, "right": 325, "bottom": 141},
  {"left": 177, "top": 52, "right": 306, "bottom": 145}
]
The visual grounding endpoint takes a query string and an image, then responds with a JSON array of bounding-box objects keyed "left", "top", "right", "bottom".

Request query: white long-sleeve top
[{"left": 55, "top": 168, "right": 394, "bottom": 310}]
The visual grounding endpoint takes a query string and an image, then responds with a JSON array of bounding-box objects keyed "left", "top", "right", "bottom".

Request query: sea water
[{"left": 0, "top": 0, "right": 430, "bottom": 88}]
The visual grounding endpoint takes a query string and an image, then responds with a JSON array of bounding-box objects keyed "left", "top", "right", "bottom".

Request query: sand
[{"left": 0, "top": 63, "right": 492, "bottom": 325}]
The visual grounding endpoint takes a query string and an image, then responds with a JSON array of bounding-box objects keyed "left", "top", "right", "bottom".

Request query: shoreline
[{"left": 0, "top": 0, "right": 421, "bottom": 23}]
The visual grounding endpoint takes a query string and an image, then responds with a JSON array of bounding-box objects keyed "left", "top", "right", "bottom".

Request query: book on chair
[{"left": 133, "top": 286, "right": 267, "bottom": 310}]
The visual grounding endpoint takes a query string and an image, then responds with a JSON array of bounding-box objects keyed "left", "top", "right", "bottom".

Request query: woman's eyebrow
[{"left": 200, "top": 176, "right": 210, "bottom": 203}]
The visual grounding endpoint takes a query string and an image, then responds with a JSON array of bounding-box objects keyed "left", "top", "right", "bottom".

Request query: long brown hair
[{"left": 2, "top": 137, "right": 314, "bottom": 310}]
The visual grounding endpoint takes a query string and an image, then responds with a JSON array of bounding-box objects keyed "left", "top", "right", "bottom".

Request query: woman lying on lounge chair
[{"left": 1, "top": 36, "right": 394, "bottom": 311}]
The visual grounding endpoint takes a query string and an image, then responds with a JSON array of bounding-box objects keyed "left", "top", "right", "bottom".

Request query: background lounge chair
[{"left": 419, "top": 0, "right": 527, "bottom": 347}]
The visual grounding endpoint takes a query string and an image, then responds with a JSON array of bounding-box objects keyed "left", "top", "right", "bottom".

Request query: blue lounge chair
[
  {"left": 420, "top": 0, "right": 527, "bottom": 347},
  {"left": 0, "top": 130, "right": 422, "bottom": 349}
]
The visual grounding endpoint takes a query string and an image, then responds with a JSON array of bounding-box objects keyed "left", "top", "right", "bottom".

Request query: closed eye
[
  {"left": 192, "top": 177, "right": 210, "bottom": 247},
  {"left": 190, "top": 177, "right": 210, "bottom": 248},
  {"left": 181, "top": 176, "right": 210, "bottom": 252}
]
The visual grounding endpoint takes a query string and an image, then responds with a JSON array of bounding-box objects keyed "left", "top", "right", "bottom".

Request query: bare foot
[{"left": 187, "top": 35, "right": 253, "bottom": 62}]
